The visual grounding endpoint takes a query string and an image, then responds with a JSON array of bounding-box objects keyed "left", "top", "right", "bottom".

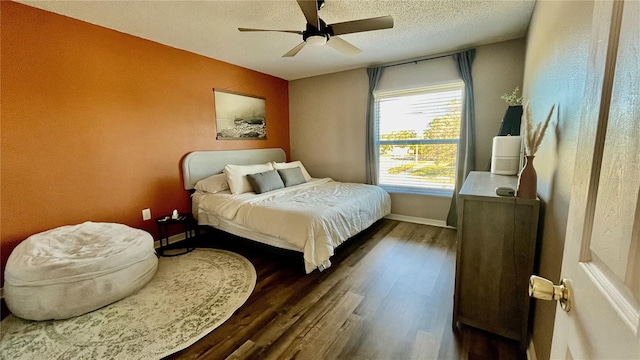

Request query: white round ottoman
[{"left": 4, "top": 222, "right": 158, "bottom": 320}]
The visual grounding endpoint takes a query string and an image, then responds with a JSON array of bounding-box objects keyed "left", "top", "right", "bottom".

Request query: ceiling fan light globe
[{"left": 306, "top": 35, "right": 327, "bottom": 46}]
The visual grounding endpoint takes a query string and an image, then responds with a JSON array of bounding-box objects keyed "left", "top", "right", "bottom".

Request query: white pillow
[
  {"left": 194, "top": 173, "right": 229, "bottom": 194},
  {"left": 272, "top": 161, "right": 312, "bottom": 181},
  {"left": 224, "top": 162, "right": 274, "bottom": 194}
]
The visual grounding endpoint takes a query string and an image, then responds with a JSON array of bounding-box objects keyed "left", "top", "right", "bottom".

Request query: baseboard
[
  {"left": 527, "top": 338, "right": 538, "bottom": 360},
  {"left": 385, "top": 214, "right": 454, "bottom": 229}
]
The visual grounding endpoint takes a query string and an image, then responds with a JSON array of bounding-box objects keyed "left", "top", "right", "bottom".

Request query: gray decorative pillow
[
  {"left": 278, "top": 167, "right": 307, "bottom": 187},
  {"left": 246, "top": 169, "right": 285, "bottom": 194}
]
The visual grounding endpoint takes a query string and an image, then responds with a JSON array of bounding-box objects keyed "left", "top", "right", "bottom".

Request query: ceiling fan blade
[
  {"left": 326, "top": 36, "right": 362, "bottom": 57},
  {"left": 238, "top": 28, "right": 303, "bottom": 35},
  {"left": 296, "top": 0, "right": 320, "bottom": 29},
  {"left": 283, "top": 42, "right": 307, "bottom": 57},
  {"left": 330, "top": 16, "right": 394, "bottom": 35}
]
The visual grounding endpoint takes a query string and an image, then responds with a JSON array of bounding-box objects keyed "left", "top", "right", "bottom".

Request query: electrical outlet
[{"left": 142, "top": 208, "right": 151, "bottom": 221}]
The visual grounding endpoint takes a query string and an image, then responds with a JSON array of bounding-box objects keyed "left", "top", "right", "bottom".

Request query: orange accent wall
[{"left": 0, "top": 1, "right": 290, "bottom": 282}]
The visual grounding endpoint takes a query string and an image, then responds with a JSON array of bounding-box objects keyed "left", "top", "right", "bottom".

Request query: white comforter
[{"left": 197, "top": 178, "right": 391, "bottom": 273}]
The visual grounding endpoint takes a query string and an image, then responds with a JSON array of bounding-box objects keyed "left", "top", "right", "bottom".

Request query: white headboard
[{"left": 182, "top": 148, "right": 286, "bottom": 190}]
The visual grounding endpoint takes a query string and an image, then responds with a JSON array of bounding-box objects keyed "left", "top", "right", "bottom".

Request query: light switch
[{"left": 142, "top": 208, "right": 151, "bottom": 221}]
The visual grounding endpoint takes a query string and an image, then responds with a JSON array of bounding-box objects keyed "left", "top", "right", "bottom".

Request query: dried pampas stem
[{"left": 524, "top": 102, "right": 555, "bottom": 156}]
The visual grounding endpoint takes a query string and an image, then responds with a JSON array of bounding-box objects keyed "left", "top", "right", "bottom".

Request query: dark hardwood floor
[{"left": 165, "top": 219, "right": 526, "bottom": 360}]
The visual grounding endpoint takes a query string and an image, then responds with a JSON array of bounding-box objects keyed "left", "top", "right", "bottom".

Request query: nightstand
[{"left": 156, "top": 213, "right": 197, "bottom": 256}]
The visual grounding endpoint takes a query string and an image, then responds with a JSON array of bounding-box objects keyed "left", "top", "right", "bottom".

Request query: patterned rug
[{"left": 0, "top": 249, "right": 256, "bottom": 360}]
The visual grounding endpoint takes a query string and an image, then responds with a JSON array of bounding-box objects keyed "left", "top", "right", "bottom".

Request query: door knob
[{"left": 529, "top": 275, "right": 572, "bottom": 312}]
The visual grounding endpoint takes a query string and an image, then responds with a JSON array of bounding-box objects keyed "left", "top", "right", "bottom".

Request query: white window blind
[{"left": 375, "top": 82, "right": 464, "bottom": 195}]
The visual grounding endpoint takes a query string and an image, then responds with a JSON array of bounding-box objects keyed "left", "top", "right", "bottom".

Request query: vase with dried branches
[{"left": 516, "top": 102, "right": 555, "bottom": 199}]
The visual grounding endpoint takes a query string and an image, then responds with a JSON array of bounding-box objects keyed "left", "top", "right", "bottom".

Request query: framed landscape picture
[{"left": 214, "top": 89, "right": 266, "bottom": 140}]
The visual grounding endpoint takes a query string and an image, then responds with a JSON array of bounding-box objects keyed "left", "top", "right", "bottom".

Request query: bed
[{"left": 182, "top": 148, "right": 391, "bottom": 273}]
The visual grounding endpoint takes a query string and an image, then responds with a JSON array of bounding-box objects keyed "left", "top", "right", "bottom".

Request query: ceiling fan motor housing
[{"left": 302, "top": 19, "right": 332, "bottom": 42}]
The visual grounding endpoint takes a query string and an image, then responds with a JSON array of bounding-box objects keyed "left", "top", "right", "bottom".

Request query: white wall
[
  {"left": 289, "top": 38, "right": 526, "bottom": 222},
  {"left": 289, "top": 69, "right": 369, "bottom": 184},
  {"left": 523, "top": 2, "right": 594, "bottom": 359},
  {"left": 474, "top": 40, "right": 527, "bottom": 169}
]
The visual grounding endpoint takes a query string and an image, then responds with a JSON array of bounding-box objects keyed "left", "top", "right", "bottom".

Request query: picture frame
[{"left": 214, "top": 89, "right": 266, "bottom": 140}]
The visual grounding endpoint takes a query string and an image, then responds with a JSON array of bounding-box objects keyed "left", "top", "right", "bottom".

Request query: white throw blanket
[{"left": 198, "top": 178, "right": 391, "bottom": 273}]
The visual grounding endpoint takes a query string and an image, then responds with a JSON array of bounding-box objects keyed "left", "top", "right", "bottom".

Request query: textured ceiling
[{"left": 17, "top": 0, "right": 535, "bottom": 80}]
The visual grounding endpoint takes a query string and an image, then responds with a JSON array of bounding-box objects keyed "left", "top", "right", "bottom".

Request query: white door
[{"left": 548, "top": 0, "right": 640, "bottom": 359}]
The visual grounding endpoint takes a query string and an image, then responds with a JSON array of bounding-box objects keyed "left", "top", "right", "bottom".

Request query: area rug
[{"left": 0, "top": 249, "right": 256, "bottom": 360}]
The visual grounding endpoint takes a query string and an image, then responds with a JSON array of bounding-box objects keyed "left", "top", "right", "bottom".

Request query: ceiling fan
[{"left": 238, "top": 0, "right": 394, "bottom": 57}]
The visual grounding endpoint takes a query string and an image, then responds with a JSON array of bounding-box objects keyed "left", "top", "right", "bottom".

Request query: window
[{"left": 375, "top": 82, "right": 464, "bottom": 195}]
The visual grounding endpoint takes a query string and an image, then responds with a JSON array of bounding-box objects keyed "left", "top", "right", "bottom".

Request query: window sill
[{"left": 380, "top": 185, "right": 453, "bottom": 198}]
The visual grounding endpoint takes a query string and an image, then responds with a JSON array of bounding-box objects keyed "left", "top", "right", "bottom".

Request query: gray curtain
[
  {"left": 366, "top": 67, "right": 384, "bottom": 184},
  {"left": 447, "top": 49, "right": 476, "bottom": 227}
]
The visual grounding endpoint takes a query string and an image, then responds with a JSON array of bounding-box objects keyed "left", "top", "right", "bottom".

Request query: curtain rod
[
  {"left": 377, "top": 48, "right": 473, "bottom": 69},
  {"left": 382, "top": 54, "right": 450, "bottom": 69}
]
